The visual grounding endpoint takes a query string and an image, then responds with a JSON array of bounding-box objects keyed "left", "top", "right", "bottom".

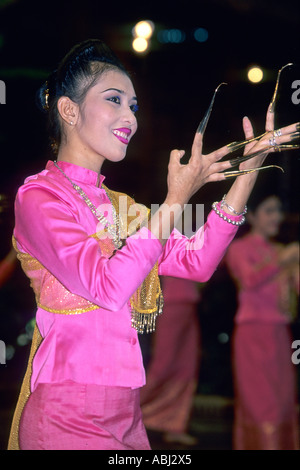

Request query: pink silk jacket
[{"left": 14, "top": 161, "right": 241, "bottom": 391}]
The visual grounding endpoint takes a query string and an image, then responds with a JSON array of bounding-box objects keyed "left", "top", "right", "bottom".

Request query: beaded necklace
[{"left": 53, "top": 161, "right": 122, "bottom": 249}]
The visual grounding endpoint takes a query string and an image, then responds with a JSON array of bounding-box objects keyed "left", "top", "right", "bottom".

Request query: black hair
[
  {"left": 247, "top": 177, "right": 282, "bottom": 214},
  {"left": 36, "top": 39, "right": 129, "bottom": 152}
]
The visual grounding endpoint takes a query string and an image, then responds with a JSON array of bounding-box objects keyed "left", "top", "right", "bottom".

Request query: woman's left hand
[{"left": 237, "top": 107, "right": 299, "bottom": 173}]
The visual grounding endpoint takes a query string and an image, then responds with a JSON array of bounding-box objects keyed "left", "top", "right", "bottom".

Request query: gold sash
[{"left": 104, "top": 186, "right": 164, "bottom": 333}]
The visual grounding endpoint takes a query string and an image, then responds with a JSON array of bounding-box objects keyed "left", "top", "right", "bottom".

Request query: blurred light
[
  {"left": 17, "top": 333, "right": 30, "bottom": 346},
  {"left": 133, "top": 20, "right": 154, "bottom": 39},
  {"left": 218, "top": 332, "right": 229, "bottom": 344},
  {"left": 194, "top": 27, "right": 208, "bottom": 42},
  {"left": 248, "top": 66, "right": 264, "bottom": 83},
  {"left": 157, "top": 29, "right": 185, "bottom": 44},
  {"left": 25, "top": 317, "right": 36, "bottom": 337},
  {"left": 132, "top": 37, "right": 149, "bottom": 53},
  {"left": 5, "top": 344, "right": 15, "bottom": 361}
]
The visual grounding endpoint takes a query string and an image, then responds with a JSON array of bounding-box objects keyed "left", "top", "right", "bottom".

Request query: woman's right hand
[
  {"left": 149, "top": 132, "right": 233, "bottom": 245},
  {"left": 165, "top": 132, "right": 232, "bottom": 207}
]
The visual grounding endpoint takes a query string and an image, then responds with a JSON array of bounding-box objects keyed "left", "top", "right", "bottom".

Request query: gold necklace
[{"left": 53, "top": 161, "right": 122, "bottom": 249}]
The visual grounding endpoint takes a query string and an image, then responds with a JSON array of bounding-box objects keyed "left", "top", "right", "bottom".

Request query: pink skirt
[
  {"left": 232, "top": 323, "right": 299, "bottom": 450},
  {"left": 19, "top": 381, "right": 151, "bottom": 450},
  {"left": 140, "top": 302, "right": 200, "bottom": 433}
]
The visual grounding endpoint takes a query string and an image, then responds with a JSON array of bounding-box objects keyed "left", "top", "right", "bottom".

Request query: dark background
[{"left": 0, "top": 0, "right": 299, "bottom": 448}]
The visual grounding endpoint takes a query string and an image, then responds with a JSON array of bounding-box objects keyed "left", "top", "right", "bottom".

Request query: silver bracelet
[
  {"left": 220, "top": 194, "right": 247, "bottom": 216},
  {"left": 212, "top": 201, "right": 246, "bottom": 226}
]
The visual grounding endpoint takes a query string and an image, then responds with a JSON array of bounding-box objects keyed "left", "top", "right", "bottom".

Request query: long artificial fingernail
[
  {"left": 196, "top": 82, "right": 227, "bottom": 135},
  {"left": 230, "top": 158, "right": 239, "bottom": 167},
  {"left": 226, "top": 132, "right": 268, "bottom": 154},
  {"left": 230, "top": 156, "right": 244, "bottom": 167},
  {"left": 268, "top": 63, "right": 293, "bottom": 113},
  {"left": 224, "top": 165, "right": 284, "bottom": 179},
  {"left": 229, "top": 148, "right": 268, "bottom": 167},
  {"left": 226, "top": 141, "right": 244, "bottom": 153},
  {"left": 290, "top": 131, "right": 300, "bottom": 141},
  {"left": 226, "top": 139, "right": 255, "bottom": 153},
  {"left": 277, "top": 144, "right": 300, "bottom": 150}
]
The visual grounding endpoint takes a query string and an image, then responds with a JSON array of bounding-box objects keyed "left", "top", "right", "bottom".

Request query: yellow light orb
[
  {"left": 132, "top": 37, "right": 149, "bottom": 53},
  {"left": 133, "top": 20, "right": 154, "bottom": 39},
  {"left": 248, "top": 66, "right": 264, "bottom": 83}
]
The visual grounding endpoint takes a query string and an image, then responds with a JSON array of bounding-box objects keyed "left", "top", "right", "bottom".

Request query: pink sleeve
[
  {"left": 158, "top": 209, "right": 240, "bottom": 282},
  {"left": 14, "top": 186, "right": 163, "bottom": 311},
  {"left": 226, "top": 242, "right": 280, "bottom": 289}
]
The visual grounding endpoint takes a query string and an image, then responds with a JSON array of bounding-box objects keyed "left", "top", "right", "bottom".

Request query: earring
[{"left": 70, "top": 121, "right": 74, "bottom": 125}]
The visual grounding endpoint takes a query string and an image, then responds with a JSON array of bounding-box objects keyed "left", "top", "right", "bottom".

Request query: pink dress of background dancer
[
  {"left": 226, "top": 232, "right": 299, "bottom": 450},
  {"left": 10, "top": 160, "right": 243, "bottom": 450},
  {"left": 140, "top": 276, "right": 201, "bottom": 438}
]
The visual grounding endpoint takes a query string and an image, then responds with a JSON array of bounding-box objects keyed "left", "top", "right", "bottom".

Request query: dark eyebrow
[{"left": 101, "top": 88, "right": 137, "bottom": 101}]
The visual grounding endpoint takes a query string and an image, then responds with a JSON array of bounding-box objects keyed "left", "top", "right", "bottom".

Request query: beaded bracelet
[
  {"left": 220, "top": 194, "right": 247, "bottom": 216},
  {"left": 212, "top": 201, "right": 246, "bottom": 226}
]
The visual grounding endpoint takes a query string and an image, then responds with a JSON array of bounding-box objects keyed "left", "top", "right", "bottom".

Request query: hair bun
[{"left": 35, "top": 70, "right": 59, "bottom": 113}]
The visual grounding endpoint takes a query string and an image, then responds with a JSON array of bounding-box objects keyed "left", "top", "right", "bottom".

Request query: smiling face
[{"left": 58, "top": 68, "right": 138, "bottom": 171}]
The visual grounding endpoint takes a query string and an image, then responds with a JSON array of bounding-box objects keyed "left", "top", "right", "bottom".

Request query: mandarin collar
[{"left": 47, "top": 160, "right": 105, "bottom": 188}]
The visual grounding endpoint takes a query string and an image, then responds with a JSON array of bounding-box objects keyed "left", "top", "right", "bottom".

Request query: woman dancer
[
  {"left": 8, "top": 39, "right": 299, "bottom": 449},
  {"left": 227, "top": 191, "right": 299, "bottom": 449}
]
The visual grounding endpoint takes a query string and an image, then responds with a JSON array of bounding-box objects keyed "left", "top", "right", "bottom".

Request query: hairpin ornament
[{"left": 43, "top": 81, "right": 50, "bottom": 110}]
